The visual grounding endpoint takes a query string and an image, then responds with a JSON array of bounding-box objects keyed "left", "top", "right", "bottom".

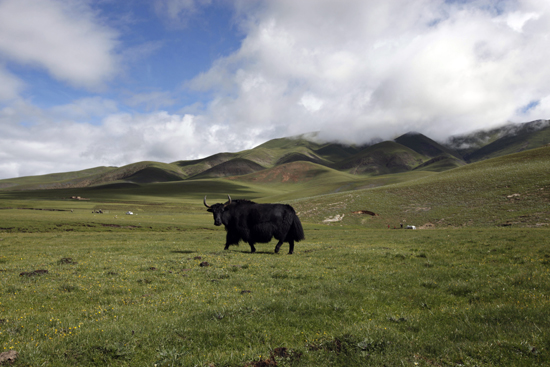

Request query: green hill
[
  {"left": 2, "top": 120, "right": 550, "bottom": 194},
  {"left": 292, "top": 145, "right": 550, "bottom": 228}
]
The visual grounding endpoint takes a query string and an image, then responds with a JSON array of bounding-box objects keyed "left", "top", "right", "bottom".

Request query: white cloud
[
  {"left": 0, "top": 0, "right": 119, "bottom": 89},
  {"left": 0, "top": 100, "right": 264, "bottom": 179},
  {"left": 188, "top": 0, "right": 550, "bottom": 142},
  {"left": 153, "top": 0, "right": 212, "bottom": 27}
]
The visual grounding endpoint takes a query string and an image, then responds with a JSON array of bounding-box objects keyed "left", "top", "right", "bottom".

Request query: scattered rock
[
  {"left": 241, "top": 290, "right": 252, "bottom": 294},
  {"left": 199, "top": 262, "right": 210, "bottom": 267}
]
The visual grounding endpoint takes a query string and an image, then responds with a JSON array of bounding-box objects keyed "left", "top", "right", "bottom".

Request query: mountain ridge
[{"left": 1, "top": 119, "right": 548, "bottom": 191}]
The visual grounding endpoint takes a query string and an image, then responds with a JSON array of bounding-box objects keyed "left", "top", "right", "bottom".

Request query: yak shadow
[
  {"left": 171, "top": 250, "right": 196, "bottom": 254},
  {"left": 237, "top": 250, "right": 281, "bottom": 255}
]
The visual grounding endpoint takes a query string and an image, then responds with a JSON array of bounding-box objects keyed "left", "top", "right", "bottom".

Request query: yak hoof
[{"left": 288, "top": 251, "right": 293, "bottom": 255}]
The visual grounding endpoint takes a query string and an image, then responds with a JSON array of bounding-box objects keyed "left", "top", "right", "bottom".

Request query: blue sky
[{"left": 1, "top": 0, "right": 550, "bottom": 179}]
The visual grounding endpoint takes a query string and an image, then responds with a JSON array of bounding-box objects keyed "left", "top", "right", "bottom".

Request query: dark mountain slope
[
  {"left": 444, "top": 119, "right": 550, "bottom": 161},
  {"left": 395, "top": 132, "right": 463, "bottom": 159},
  {"left": 336, "top": 141, "right": 426, "bottom": 175},
  {"left": 463, "top": 120, "right": 550, "bottom": 162}
]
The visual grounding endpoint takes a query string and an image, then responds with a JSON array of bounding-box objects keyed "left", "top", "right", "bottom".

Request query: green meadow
[{"left": 1, "top": 147, "right": 550, "bottom": 366}]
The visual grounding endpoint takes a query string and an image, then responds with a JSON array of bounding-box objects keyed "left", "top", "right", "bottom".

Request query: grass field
[
  {"left": 1, "top": 213, "right": 550, "bottom": 366},
  {"left": 1, "top": 146, "right": 550, "bottom": 366}
]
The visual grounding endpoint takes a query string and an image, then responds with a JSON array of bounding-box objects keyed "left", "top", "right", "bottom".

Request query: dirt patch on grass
[
  {"left": 0, "top": 350, "right": 18, "bottom": 365},
  {"left": 19, "top": 269, "right": 48, "bottom": 277},
  {"left": 419, "top": 222, "right": 436, "bottom": 229}
]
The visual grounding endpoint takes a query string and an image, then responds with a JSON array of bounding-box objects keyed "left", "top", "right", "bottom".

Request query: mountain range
[{"left": 1, "top": 119, "right": 549, "bottom": 191}]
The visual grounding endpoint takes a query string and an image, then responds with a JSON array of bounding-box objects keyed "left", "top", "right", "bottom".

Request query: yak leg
[
  {"left": 224, "top": 232, "right": 239, "bottom": 250},
  {"left": 288, "top": 239, "right": 294, "bottom": 254},
  {"left": 249, "top": 242, "right": 256, "bottom": 253},
  {"left": 275, "top": 240, "right": 283, "bottom": 254},
  {"left": 274, "top": 240, "right": 284, "bottom": 253}
]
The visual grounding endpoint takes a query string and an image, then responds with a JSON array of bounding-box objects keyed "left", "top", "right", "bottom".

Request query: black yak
[{"left": 204, "top": 195, "right": 305, "bottom": 254}]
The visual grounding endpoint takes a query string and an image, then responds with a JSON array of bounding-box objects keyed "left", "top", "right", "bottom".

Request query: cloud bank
[
  {"left": 1, "top": 0, "right": 550, "bottom": 179},
  {"left": 189, "top": 0, "right": 550, "bottom": 143}
]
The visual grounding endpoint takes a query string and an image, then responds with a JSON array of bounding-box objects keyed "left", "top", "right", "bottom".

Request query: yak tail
[{"left": 290, "top": 214, "right": 305, "bottom": 242}]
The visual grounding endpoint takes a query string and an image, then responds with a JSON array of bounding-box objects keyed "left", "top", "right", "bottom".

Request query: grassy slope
[{"left": 293, "top": 146, "right": 550, "bottom": 228}]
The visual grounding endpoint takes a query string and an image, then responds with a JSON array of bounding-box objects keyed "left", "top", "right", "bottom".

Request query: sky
[{"left": 1, "top": 0, "right": 550, "bottom": 179}]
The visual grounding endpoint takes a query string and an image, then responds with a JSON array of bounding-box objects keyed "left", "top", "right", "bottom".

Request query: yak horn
[
  {"left": 203, "top": 196, "right": 211, "bottom": 208},
  {"left": 225, "top": 194, "right": 232, "bottom": 206}
]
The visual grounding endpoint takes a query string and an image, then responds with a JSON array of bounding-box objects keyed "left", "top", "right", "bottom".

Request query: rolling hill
[{"left": 1, "top": 119, "right": 549, "bottom": 193}]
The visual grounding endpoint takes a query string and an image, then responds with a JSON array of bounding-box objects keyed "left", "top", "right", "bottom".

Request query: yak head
[{"left": 204, "top": 195, "right": 231, "bottom": 226}]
